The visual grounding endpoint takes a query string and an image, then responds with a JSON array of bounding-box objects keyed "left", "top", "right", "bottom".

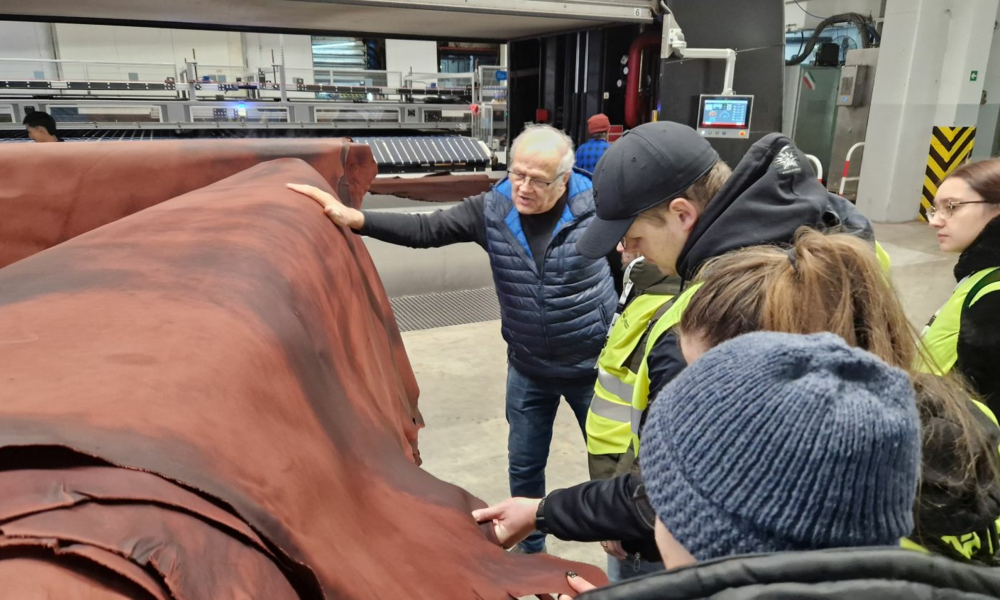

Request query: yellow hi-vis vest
[
  {"left": 586, "top": 292, "right": 674, "bottom": 455},
  {"left": 629, "top": 282, "right": 703, "bottom": 454},
  {"left": 920, "top": 267, "right": 1000, "bottom": 376},
  {"left": 916, "top": 266, "right": 1000, "bottom": 561},
  {"left": 875, "top": 241, "right": 891, "bottom": 272}
]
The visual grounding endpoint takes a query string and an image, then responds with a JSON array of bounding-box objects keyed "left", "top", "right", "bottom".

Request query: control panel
[
  {"left": 696, "top": 94, "right": 754, "bottom": 139},
  {"left": 837, "top": 65, "right": 867, "bottom": 107}
]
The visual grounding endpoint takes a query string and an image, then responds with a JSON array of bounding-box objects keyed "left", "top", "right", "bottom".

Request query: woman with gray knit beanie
[
  {"left": 676, "top": 229, "right": 1000, "bottom": 565},
  {"left": 558, "top": 330, "right": 922, "bottom": 598},
  {"left": 641, "top": 330, "right": 922, "bottom": 568}
]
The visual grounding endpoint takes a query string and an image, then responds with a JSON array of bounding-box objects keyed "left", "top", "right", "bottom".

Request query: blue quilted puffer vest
[{"left": 484, "top": 170, "right": 616, "bottom": 379}]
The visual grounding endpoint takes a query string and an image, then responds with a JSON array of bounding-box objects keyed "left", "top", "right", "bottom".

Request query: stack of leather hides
[{"left": 0, "top": 141, "right": 606, "bottom": 599}]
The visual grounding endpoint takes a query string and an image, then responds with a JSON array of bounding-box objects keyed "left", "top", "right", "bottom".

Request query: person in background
[
  {"left": 559, "top": 330, "right": 922, "bottom": 598},
  {"left": 22, "top": 111, "right": 61, "bottom": 143},
  {"left": 923, "top": 159, "right": 1000, "bottom": 415},
  {"left": 288, "top": 123, "right": 616, "bottom": 555},
  {"left": 574, "top": 114, "right": 611, "bottom": 174}
]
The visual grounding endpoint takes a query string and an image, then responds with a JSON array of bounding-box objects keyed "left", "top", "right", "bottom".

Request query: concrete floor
[{"left": 405, "top": 220, "right": 957, "bottom": 571}]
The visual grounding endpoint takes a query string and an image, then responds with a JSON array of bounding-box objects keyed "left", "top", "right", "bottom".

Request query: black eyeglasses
[
  {"left": 929, "top": 199, "right": 989, "bottom": 220},
  {"left": 509, "top": 170, "right": 566, "bottom": 191}
]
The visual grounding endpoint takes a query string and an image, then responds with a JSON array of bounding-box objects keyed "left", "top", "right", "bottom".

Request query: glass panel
[{"left": 47, "top": 105, "right": 163, "bottom": 123}]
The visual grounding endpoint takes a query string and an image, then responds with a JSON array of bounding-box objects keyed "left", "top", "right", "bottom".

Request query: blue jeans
[
  {"left": 607, "top": 554, "right": 664, "bottom": 583},
  {"left": 506, "top": 364, "right": 594, "bottom": 553}
]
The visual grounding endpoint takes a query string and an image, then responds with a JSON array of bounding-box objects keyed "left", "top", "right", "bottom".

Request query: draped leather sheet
[
  {"left": 0, "top": 154, "right": 606, "bottom": 599},
  {"left": 368, "top": 173, "right": 496, "bottom": 202},
  {"left": 0, "top": 139, "right": 377, "bottom": 270}
]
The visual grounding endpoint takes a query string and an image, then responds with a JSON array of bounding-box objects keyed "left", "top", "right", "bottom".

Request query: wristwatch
[{"left": 535, "top": 495, "right": 551, "bottom": 534}]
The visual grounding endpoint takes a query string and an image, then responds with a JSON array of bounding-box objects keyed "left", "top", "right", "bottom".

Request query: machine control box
[
  {"left": 697, "top": 94, "right": 754, "bottom": 139},
  {"left": 837, "top": 65, "right": 867, "bottom": 106}
]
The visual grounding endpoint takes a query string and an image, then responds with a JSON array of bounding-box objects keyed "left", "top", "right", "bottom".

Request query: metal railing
[
  {"left": 839, "top": 142, "right": 866, "bottom": 197},
  {"left": 804, "top": 154, "right": 824, "bottom": 182}
]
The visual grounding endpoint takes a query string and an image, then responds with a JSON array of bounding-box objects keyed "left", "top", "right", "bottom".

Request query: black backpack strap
[
  {"left": 963, "top": 268, "right": 1000, "bottom": 313},
  {"left": 625, "top": 296, "right": 679, "bottom": 373}
]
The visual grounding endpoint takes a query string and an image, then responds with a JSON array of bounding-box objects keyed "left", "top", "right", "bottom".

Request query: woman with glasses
[{"left": 924, "top": 158, "right": 1000, "bottom": 414}]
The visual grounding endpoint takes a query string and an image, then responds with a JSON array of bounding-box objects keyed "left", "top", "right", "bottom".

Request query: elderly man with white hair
[{"left": 290, "top": 124, "right": 616, "bottom": 554}]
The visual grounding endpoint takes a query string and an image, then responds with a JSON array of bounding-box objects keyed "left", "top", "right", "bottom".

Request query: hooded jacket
[
  {"left": 951, "top": 215, "right": 1000, "bottom": 414},
  {"left": 577, "top": 548, "right": 1000, "bottom": 600},
  {"left": 911, "top": 397, "right": 1000, "bottom": 563},
  {"left": 543, "top": 135, "right": 879, "bottom": 559},
  {"left": 649, "top": 135, "right": 876, "bottom": 398}
]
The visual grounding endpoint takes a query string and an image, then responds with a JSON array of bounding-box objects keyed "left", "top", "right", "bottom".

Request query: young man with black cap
[{"left": 472, "top": 121, "right": 885, "bottom": 564}]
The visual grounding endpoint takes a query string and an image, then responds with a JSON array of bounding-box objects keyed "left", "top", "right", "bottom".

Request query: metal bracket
[{"left": 661, "top": 6, "right": 737, "bottom": 96}]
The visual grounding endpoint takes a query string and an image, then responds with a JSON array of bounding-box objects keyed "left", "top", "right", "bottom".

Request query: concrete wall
[
  {"left": 0, "top": 21, "right": 58, "bottom": 80},
  {"left": 857, "top": 0, "right": 998, "bottom": 222},
  {"left": 52, "top": 24, "right": 244, "bottom": 81},
  {"left": 934, "top": 3, "right": 995, "bottom": 127},
  {"left": 973, "top": 2, "right": 1000, "bottom": 159},
  {"left": 0, "top": 23, "right": 329, "bottom": 93},
  {"left": 0, "top": 22, "right": 55, "bottom": 60},
  {"left": 385, "top": 39, "right": 438, "bottom": 77},
  {"left": 1, "top": 23, "right": 454, "bottom": 85}
]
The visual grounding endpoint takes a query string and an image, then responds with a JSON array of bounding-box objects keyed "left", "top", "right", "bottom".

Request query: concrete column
[
  {"left": 856, "top": 0, "right": 997, "bottom": 222},
  {"left": 973, "top": 5, "right": 1000, "bottom": 160}
]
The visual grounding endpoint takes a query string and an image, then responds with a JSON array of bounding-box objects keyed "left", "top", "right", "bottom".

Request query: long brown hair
[
  {"left": 679, "top": 228, "right": 998, "bottom": 523},
  {"left": 680, "top": 228, "right": 914, "bottom": 367},
  {"left": 947, "top": 158, "right": 1000, "bottom": 206}
]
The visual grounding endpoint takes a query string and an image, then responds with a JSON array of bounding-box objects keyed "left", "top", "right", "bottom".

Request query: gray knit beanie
[{"left": 640, "top": 331, "right": 921, "bottom": 562}]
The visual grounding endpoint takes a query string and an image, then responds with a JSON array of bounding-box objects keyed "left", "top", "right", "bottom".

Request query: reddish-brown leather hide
[
  {"left": 0, "top": 153, "right": 607, "bottom": 598},
  {"left": 0, "top": 139, "right": 377, "bottom": 270},
  {"left": 369, "top": 173, "right": 496, "bottom": 202}
]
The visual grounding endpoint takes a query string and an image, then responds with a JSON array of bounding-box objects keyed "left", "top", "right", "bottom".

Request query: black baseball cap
[{"left": 577, "top": 121, "right": 720, "bottom": 259}]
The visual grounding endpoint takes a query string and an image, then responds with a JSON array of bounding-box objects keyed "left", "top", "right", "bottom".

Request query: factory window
[
  {"left": 311, "top": 37, "right": 385, "bottom": 86},
  {"left": 438, "top": 42, "right": 500, "bottom": 74}
]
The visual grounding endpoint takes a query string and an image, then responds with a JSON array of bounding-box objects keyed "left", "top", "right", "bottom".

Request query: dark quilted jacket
[
  {"left": 360, "top": 169, "right": 615, "bottom": 379},
  {"left": 484, "top": 172, "right": 615, "bottom": 378}
]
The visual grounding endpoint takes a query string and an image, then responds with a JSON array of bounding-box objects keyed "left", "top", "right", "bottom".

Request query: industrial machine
[
  {"left": 789, "top": 65, "right": 842, "bottom": 175},
  {"left": 828, "top": 49, "right": 879, "bottom": 197},
  {"left": 0, "top": 56, "right": 504, "bottom": 171}
]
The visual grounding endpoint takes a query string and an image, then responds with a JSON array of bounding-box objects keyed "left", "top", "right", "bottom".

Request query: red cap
[{"left": 588, "top": 114, "right": 611, "bottom": 134}]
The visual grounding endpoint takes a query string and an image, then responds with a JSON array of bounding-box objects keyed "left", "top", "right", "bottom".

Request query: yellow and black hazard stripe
[{"left": 920, "top": 126, "right": 976, "bottom": 220}]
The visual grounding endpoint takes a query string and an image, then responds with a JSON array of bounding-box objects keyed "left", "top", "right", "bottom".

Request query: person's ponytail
[{"left": 682, "top": 228, "right": 913, "bottom": 369}]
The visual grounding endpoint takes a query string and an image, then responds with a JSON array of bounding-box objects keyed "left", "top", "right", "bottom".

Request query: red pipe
[{"left": 625, "top": 31, "right": 662, "bottom": 129}]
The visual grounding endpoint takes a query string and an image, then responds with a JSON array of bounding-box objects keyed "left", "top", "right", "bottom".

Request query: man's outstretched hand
[
  {"left": 472, "top": 497, "right": 541, "bottom": 550},
  {"left": 287, "top": 183, "right": 365, "bottom": 230}
]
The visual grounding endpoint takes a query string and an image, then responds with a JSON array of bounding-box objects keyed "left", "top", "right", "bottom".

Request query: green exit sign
[{"left": 971, "top": 70, "right": 979, "bottom": 82}]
